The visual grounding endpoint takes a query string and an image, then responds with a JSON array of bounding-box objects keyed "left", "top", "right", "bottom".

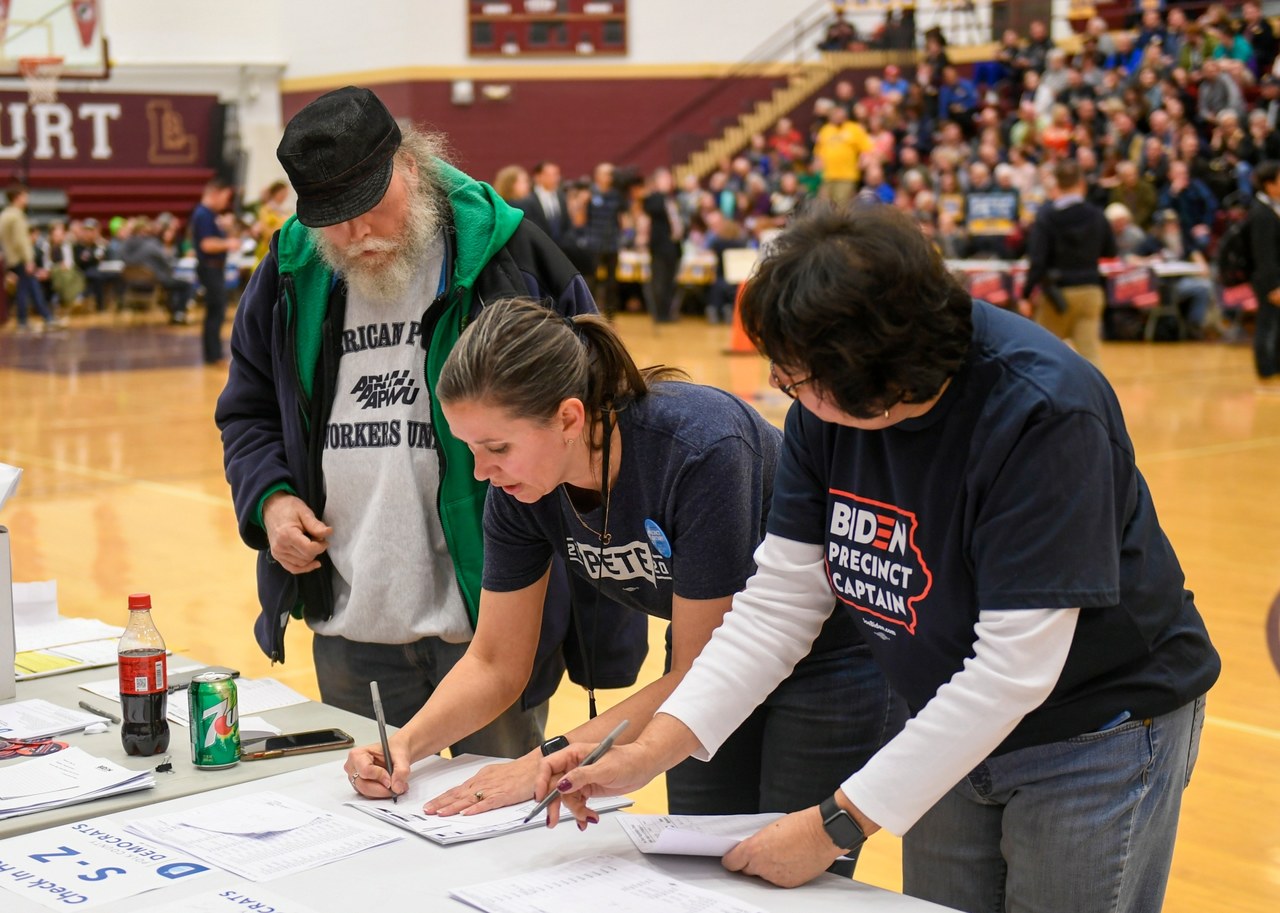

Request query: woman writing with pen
[
  {"left": 344, "top": 298, "right": 902, "bottom": 852},
  {"left": 535, "top": 205, "right": 1219, "bottom": 913}
]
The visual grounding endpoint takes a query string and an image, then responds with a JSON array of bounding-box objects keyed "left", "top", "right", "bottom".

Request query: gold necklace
[{"left": 563, "top": 484, "right": 611, "bottom": 546}]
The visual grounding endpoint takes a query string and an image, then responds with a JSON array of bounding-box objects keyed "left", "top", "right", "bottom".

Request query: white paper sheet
[
  {"left": 617, "top": 813, "right": 784, "bottom": 856},
  {"left": 345, "top": 753, "right": 630, "bottom": 845},
  {"left": 79, "top": 663, "right": 203, "bottom": 703},
  {"left": 165, "top": 679, "right": 309, "bottom": 726},
  {"left": 0, "top": 698, "right": 103, "bottom": 740},
  {"left": 0, "top": 748, "right": 153, "bottom": 819},
  {"left": 124, "top": 791, "right": 401, "bottom": 882},
  {"left": 449, "top": 854, "right": 768, "bottom": 913},
  {"left": 133, "top": 884, "right": 324, "bottom": 913},
  {"left": 0, "top": 817, "right": 212, "bottom": 911},
  {"left": 0, "top": 461, "right": 21, "bottom": 510},
  {"left": 15, "top": 618, "right": 123, "bottom": 654}
]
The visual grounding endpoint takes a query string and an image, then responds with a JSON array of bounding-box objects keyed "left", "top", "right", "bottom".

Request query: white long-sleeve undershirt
[{"left": 657, "top": 533, "right": 1079, "bottom": 836}]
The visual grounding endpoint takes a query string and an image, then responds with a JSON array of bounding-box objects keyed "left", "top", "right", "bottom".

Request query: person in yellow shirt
[{"left": 813, "top": 107, "right": 874, "bottom": 206}]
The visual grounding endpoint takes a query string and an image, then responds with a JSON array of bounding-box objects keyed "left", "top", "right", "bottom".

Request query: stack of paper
[
  {"left": 0, "top": 746, "right": 153, "bottom": 820},
  {"left": 15, "top": 637, "right": 123, "bottom": 680},
  {"left": 450, "top": 854, "right": 768, "bottom": 913},
  {"left": 345, "top": 754, "right": 631, "bottom": 845},
  {"left": 0, "top": 698, "right": 104, "bottom": 739},
  {"left": 124, "top": 791, "right": 401, "bottom": 882}
]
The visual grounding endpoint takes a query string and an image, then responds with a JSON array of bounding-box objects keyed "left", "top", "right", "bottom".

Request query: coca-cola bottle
[{"left": 118, "top": 593, "right": 170, "bottom": 756}]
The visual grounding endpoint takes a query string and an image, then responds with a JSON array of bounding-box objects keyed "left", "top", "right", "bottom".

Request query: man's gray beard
[{"left": 312, "top": 174, "right": 445, "bottom": 304}]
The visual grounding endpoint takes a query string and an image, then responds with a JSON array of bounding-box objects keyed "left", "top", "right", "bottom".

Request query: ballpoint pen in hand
[
  {"left": 522, "top": 719, "right": 628, "bottom": 824},
  {"left": 370, "top": 681, "right": 397, "bottom": 804}
]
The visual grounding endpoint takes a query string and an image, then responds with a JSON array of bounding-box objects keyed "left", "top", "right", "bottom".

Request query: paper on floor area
[
  {"left": 0, "top": 698, "right": 103, "bottom": 740},
  {"left": 617, "top": 812, "right": 784, "bottom": 857},
  {"left": 345, "top": 753, "right": 630, "bottom": 845},
  {"left": 124, "top": 791, "right": 401, "bottom": 882},
  {"left": 449, "top": 853, "right": 768, "bottom": 913}
]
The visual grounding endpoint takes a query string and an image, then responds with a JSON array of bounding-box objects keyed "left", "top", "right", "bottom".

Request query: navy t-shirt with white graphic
[
  {"left": 484, "top": 382, "right": 773, "bottom": 613},
  {"left": 768, "top": 301, "right": 1219, "bottom": 753}
]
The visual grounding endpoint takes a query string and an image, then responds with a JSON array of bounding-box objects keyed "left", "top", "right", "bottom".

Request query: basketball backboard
[{"left": 0, "top": 0, "right": 108, "bottom": 80}]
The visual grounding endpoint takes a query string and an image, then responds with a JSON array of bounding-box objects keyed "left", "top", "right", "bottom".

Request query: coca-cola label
[{"left": 119, "top": 652, "right": 167, "bottom": 694}]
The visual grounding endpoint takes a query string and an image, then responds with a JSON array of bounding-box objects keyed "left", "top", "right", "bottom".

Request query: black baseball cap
[{"left": 276, "top": 86, "right": 402, "bottom": 228}]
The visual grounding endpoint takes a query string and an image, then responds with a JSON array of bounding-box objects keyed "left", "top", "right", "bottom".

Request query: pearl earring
[{"left": 565, "top": 437, "right": 575, "bottom": 446}]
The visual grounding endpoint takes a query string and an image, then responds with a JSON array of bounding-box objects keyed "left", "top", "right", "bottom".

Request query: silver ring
[
  {"left": 349, "top": 772, "right": 360, "bottom": 787},
  {"left": 474, "top": 790, "right": 485, "bottom": 801}
]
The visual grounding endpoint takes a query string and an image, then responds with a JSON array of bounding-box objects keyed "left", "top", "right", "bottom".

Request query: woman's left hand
[
  {"left": 721, "top": 807, "right": 846, "bottom": 888},
  {"left": 422, "top": 755, "right": 539, "bottom": 816}
]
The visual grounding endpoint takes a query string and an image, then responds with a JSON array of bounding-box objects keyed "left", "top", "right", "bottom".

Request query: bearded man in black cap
[{"left": 215, "top": 87, "right": 628, "bottom": 769}]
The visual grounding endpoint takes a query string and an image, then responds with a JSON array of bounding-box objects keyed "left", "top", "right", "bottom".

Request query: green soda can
[{"left": 188, "top": 672, "right": 240, "bottom": 768}]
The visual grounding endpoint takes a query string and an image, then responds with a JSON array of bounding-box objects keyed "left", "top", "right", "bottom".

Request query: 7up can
[{"left": 188, "top": 672, "right": 240, "bottom": 768}]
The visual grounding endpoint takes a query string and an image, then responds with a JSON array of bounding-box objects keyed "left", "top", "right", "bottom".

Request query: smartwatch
[
  {"left": 540, "top": 734, "right": 570, "bottom": 757},
  {"left": 819, "top": 794, "right": 867, "bottom": 853}
]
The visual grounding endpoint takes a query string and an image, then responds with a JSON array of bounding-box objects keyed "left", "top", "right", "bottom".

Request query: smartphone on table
[{"left": 240, "top": 728, "right": 354, "bottom": 760}]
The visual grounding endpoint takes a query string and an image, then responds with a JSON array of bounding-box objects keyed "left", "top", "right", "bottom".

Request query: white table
[
  {"left": 0, "top": 759, "right": 953, "bottom": 912},
  {"left": 1, "top": 659, "right": 384, "bottom": 838}
]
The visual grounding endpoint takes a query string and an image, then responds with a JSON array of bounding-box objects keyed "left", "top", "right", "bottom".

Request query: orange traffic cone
[{"left": 724, "top": 283, "right": 756, "bottom": 356}]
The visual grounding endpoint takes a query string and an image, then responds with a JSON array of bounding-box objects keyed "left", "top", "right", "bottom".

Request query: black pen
[
  {"left": 78, "top": 700, "right": 121, "bottom": 724},
  {"left": 522, "top": 719, "right": 628, "bottom": 824},
  {"left": 370, "top": 681, "right": 397, "bottom": 803}
]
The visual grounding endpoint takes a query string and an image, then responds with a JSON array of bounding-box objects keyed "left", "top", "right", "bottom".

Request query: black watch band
[
  {"left": 540, "top": 734, "right": 570, "bottom": 757},
  {"left": 819, "top": 794, "right": 867, "bottom": 853}
]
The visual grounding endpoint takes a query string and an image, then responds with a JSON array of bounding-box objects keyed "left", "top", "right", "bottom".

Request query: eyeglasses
[{"left": 769, "top": 361, "right": 814, "bottom": 400}]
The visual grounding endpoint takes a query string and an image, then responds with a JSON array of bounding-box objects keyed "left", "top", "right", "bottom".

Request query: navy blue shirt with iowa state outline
[{"left": 769, "top": 300, "right": 1219, "bottom": 754}]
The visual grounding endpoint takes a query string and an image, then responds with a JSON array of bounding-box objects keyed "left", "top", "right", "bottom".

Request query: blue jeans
[
  {"left": 665, "top": 629, "right": 907, "bottom": 872},
  {"left": 11, "top": 268, "right": 53, "bottom": 325},
  {"left": 312, "top": 633, "right": 549, "bottom": 759},
  {"left": 902, "top": 696, "right": 1206, "bottom": 913}
]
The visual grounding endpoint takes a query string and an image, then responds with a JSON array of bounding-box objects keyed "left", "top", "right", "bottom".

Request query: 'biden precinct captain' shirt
[{"left": 767, "top": 300, "right": 1219, "bottom": 753}]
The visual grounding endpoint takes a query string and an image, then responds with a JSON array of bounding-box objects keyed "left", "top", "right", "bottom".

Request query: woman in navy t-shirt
[
  {"left": 344, "top": 298, "right": 901, "bottom": 860},
  {"left": 542, "top": 205, "right": 1220, "bottom": 913}
]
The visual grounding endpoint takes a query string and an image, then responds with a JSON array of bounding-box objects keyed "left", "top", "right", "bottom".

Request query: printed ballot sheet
[
  {"left": 449, "top": 853, "right": 768, "bottom": 913},
  {"left": 346, "top": 753, "right": 630, "bottom": 845},
  {"left": 0, "top": 817, "right": 213, "bottom": 911},
  {"left": 123, "top": 791, "right": 401, "bottom": 882},
  {"left": 617, "top": 813, "right": 784, "bottom": 857}
]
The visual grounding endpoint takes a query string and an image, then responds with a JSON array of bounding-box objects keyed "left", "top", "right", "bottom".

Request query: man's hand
[
  {"left": 262, "top": 492, "right": 332, "bottom": 574},
  {"left": 722, "top": 807, "right": 846, "bottom": 888},
  {"left": 423, "top": 755, "right": 540, "bottom": 816}
]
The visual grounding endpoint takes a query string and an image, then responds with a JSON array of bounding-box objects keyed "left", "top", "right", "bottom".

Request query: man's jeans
[
  {"left": 903, "top": 696, "right": 1206, "bottom": 913},
  {"left": 312, "top": 633, "right": 548, "bottom": 759}
]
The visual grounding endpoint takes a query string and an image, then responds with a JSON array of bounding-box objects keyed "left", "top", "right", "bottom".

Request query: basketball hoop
[{"left": 19, "top": 56, "right": 65, "bottom": 105}]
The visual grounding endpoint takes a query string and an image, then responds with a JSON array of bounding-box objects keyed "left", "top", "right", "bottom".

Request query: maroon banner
[{"left": 0, "top": 90, "right": 217, "bottom": 170}]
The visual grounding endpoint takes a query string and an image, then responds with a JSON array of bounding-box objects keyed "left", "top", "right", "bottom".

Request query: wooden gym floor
[{"left": 2, "top": 309, "right": 1278, "bottom": 911}]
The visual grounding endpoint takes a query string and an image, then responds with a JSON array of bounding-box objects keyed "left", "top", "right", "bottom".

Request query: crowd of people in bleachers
[{"left": 490, "top": 2, "right": 1280, "bottom": 340}]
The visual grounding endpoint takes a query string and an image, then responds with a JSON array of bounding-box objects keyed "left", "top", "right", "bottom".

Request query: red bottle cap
[{"left": 127, "top": 593, "right": 152, "bottom": 610}]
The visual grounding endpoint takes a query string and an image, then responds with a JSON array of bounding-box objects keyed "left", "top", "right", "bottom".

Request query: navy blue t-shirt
[
  {"left": 190, "top": 203, "right": 226, "bottom": 267},
  {"left": 769, "top": 301, "right": 1219, "bottom": 753},
  {"left": 485, "top": 382, "right": 777, "bottom": 612}
]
